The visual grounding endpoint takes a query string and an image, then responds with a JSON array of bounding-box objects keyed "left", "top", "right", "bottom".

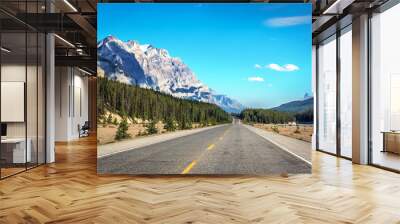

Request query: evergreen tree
[
  {"left": 240, "top": 108, "right": 295, "bottom": 124},
  {"left": 112, "top": 117, "right": 118, "bottom": 125},
  {"left": 164, "top": 117, "right": 176, "bottom": 132},
  {"left": 97, "top": 77, "right": 232, "bottom": 127},
  {"left": 115, "top": 118, "right": 130, "bottom": 140},
  {"left": 146, "top": 120, "right": 158, "bottom": 135},
  {"left": 107, "top": 114, "right": 113, "bottom": 124},
  {"left": 179, "top": 116, "right": 192, "bottom": 130},
  {"left": 294, "top": 108, "right": 313, "bottom": 123}
]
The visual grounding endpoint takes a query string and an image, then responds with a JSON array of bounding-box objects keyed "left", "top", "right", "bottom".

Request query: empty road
[{"left": 98, "top": 123, "right": 311, "bottom": 175}]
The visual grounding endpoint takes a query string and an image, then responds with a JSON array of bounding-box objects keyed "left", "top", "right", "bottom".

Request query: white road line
[{"left": 243, "top": 125, "right": 312, "bottom": 166}]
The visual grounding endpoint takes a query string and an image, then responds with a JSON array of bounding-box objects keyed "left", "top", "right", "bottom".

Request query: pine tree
[
  {"left": 97, "top": 77, "right": 232, "bottom": 127},
  {"left": 164, "top": 117, "right": 176, "bottom": 132},
  {"left": 112, "top": 117, "right": 118, "bottom": 125},
  {"left": 179, "top": 116, "right": 192, "bottom": 130},
  {"left": 107, "top": 114, "right": 113, "bottom": 124},
  {"left": 146, "top": 120, "right": 158, "bottom": 134},
  {"left": 239, "top": 108, "right": 295, "bottom": 124},
  {"left": 115, "top": 118, "right": 130, "bottom": 140}
]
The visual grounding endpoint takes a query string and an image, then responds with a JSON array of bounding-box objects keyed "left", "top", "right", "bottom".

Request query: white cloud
[
  {"left": 248, "top": 76, "right": 264, "bottom": 82},
  {"left": 264, "top": 16, "right": 310, "bottom": 27},
  {"left": 267, "top": 63, "right": 299, "bottom": 72},
  {"left": 254, "top": 64, "right": 262, "bottom": 69}
]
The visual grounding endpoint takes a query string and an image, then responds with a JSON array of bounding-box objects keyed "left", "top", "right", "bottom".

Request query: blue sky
[{"left": 98, "top": 3, "right": 312, "bottom": 108}]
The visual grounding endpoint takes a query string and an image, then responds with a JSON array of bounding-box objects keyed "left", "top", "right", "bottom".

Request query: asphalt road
[{"left": 97, "top": 123, "right": 311, "bottom": 175}]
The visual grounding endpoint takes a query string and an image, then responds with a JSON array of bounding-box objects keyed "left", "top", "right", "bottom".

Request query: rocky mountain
[
  {"left": 272, "top": 96, "right": 313, "bottom": 113},
  {"left": 97, "top": 35, "right": 244, "bottom": 113}
]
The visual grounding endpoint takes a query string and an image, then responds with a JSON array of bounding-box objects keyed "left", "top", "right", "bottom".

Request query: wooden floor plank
[{"left": 0, "top": 135, "right": 399, "bottom": 223}]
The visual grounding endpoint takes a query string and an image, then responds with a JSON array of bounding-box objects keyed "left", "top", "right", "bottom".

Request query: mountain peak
[
  {"left": 303, "top": 92, "right": 312, "bottom": 100},
  {"left": 139, "top": 44, "right": 151, "bottom": 51},
  {"left": 105, "top": 35, "right": 116, "bottom": 40},
  {"left": 98, "top": 35, "right": 116, "bottom": 47},
  {"left": 273, "top": 96, "right": 314, "bottom": 113},
  {"left": 97, "top": 36, "right": 244, "bottom": 113}
]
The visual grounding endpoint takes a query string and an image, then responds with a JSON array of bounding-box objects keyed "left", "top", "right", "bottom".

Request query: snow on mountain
[{"left": 97, "top": 35, "right": 244, "bottom": 113}]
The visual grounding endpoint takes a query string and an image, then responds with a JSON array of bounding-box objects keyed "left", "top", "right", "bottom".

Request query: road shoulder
[
  {"left": 98, "top": 124, "right": 229, "bottom": 158},
  {"left": 243, "top": 124, "right": 311, "bottom": 165}
]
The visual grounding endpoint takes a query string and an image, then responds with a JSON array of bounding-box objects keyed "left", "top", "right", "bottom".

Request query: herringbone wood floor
[{"left": 1, "top": 136, "right": 400, "bottom": 224}]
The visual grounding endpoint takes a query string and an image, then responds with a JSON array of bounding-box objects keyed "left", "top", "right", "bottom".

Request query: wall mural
[{"left": 97, "top": 3, "right": 312, "bottom": 175}]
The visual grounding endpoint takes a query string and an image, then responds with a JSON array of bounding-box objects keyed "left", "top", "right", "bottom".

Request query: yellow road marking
[
  {"left": 181, "top": 160, "right": 197, "bottom": 174},
  {"left": 181, "top": 128, "right": 230, "bottom": 174},
  {"left": 207, "top": 144, "right": 215, "bottom": 150}
]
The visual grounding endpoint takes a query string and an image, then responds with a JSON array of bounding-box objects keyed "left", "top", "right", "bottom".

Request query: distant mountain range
[
  {"left": 272, "top": 96, "right": 313, "bottom": 113},
  {"left": 97, "top": 36, "right": 244, "bottom": 113}
]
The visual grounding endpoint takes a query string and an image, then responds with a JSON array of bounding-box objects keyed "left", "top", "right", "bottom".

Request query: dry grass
[
  {"left": 97, "top": 122, "right": 203, "bottom": 145},
  {"left": 253, "top": 123, "right": 313, "bottom": 142}
]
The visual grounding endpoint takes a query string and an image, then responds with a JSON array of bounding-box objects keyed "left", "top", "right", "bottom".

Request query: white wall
[
  {"left": 55, "top": 67, "right": 89, "bottom": 141},
  {"left": 1, "top": 63, "right": 46, "bottom": 164},
  {"left": 72, "top": 73, "right": 89, "bottom": 138},
  {"left": 1, "top": 65, "right": 26, "bottom": 138},
  {"left": 1, "top": 82, "right": 25, "bottom": 122},
  {"left": 1, "top": 65, "right": 41, "bottom": 138},
  {"left": 55, "top": 67, "right": 69, "bottom": 141}
]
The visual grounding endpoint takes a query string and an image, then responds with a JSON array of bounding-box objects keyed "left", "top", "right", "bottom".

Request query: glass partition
[
  {"left": 1, "top": 31, "right": 28, "bottom": 177},
  {"left": 0, "top": 1, "right": 46, "bottom": 179},
  {"left": 317, "top": 35, "right": 337, "bottom": 154},
  {"left": 370, "top": 3, "right": 400, "bottom": 171}
]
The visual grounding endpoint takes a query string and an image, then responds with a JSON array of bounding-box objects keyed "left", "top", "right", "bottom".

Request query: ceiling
[
  {"left": 1, "top": 0, "right": 395, "bottom": 72},
  {"left": 311, "top": 0, "right": 391, "bottom": 43},
  {"left": 0, "top": 0, "right": 97, "bottom": 74}
]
